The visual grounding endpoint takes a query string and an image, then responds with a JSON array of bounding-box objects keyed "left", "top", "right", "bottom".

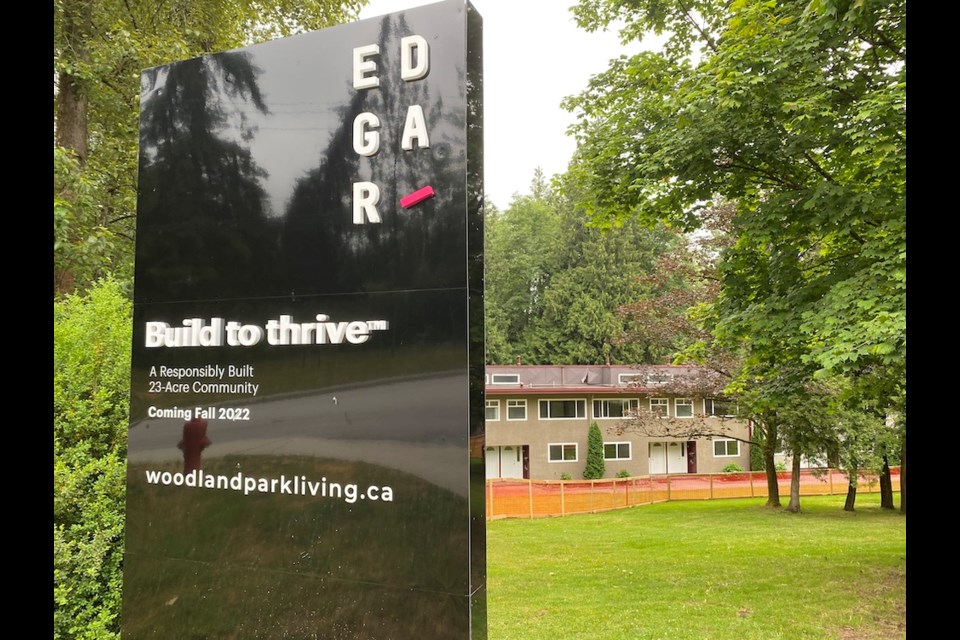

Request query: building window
[
  {"left": 675, "top": 398, "right": 694, "bottom": 418},
  {"left": 548, "top": 443, "right": 578, "bottom": 462},
  {"left": 713, "top": 439, "right": 740, "bottom": 457},
  {"left": 593, "top": 399, "right": 639, "bottom": 419},
  {"left": 604, "top": 442, "right": 631, "bottom": 461},
  {"left": 618, "top": 373, "right": 642, "bottom": 385},
  {"left": 705, "top": 398, "right": 736, "bottom": 417},
  {"left": 649, "top": 398, "right": 669, "bottom": 417},
  {"left": 491, "top": 373, "right": 520, "bottom": 384},
  {"left": 507, "top": 399, "right": 527, "bottom": 420},
  {"left": 539, "top": 399, "right": 586, "bottom": 419},
  {"left": 485, "top": 400, "right": 499, "bottom": 421},
  {"left": 646, "top": 371, "right": 673, "bottom": 385}
]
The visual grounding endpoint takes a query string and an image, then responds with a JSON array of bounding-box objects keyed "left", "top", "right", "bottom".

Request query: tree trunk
[
  {"left": 899, "top": 437, "right": 905, "bottom": 515},
  {"left": 762, "top": 421, "right": 781, "bottom": 508},
  {"left": 879, "top": 453, "right": 894, "bottom": 510},
  {"left": 56, "top": 0, "right": 90, "bottom": 163},
  {"left": 55, "top": 0, "right": 91, "bottom": 295},
  {"left": 826, "top": 440, "right": 840, "bottom": 469},
  {"left": 55, "top": 71, "right": 88, "bottom": 164},
  {"left": 843, "top": 471, "right": 857, "bottom": 512},
  {"left": 787, "top": 441, "right": 802, "bottom": 513}
]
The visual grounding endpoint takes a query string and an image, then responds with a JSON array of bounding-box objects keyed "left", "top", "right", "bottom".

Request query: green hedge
[{"left": 54, "top": 279, "right": 132, "bottom": 639}]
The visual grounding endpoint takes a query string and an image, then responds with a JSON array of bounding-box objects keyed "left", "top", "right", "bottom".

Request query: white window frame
[
  {"left": 593, "top": 398, "right": 640, "bottom": 419},
  {"left": 713, "top": 438, "right": 740, "bottom": 458},
  {"left": 548, "top": 442, "right": 578, "bottom": 462},
  {"left": 490, "top": 373, "right": 520, "bottom": 384},
  {"left": 649, "top": 398, "right": 669, "bottom": 417},
  {"left": 506, "top": 399, "right": 527, "bottom": 421},
  {"left": 645, "top": 371, "right": 674, "bottom": 385},
  {"left": 675, "top": 398, "right": 694, "bottom": 419},
  {"left": 539, "top": 398, "right": 587, "bottom": 420},
  {"left": 603, "top": 441, "right": 632, "bottom": 461},
  {"left": 618, "top": 373, "right": 642, "bottom": 385},
  {"left": 485, "top": 399, "right": 500, "bottom": 421}
]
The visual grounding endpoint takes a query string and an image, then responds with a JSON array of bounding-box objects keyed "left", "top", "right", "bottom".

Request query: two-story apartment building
[{"left": 484, "top": 364, "right": 752, "bottom": 480}]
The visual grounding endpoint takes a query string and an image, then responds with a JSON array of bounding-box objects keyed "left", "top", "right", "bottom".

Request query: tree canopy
[
  {"left": 485, "top": 172, "right": 683, "bottom": 365},
  {"left": 564, "top": 0, "right": 905, "bottom": 507},
  {"left": 564, "top": 0, "right": 905, "bottom": 391}
]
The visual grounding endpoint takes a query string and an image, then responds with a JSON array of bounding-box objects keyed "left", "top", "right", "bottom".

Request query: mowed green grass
[{"left": 486, "top": 494, "right": 905, "bottom": 640}]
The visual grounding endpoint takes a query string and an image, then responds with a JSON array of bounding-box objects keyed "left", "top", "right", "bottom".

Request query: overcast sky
[{"left": 357, "top": 0, "right": 655, "bottom": 210}]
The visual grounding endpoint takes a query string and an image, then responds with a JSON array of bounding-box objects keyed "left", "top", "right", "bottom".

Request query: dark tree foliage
[
  {"left": 485, "top": 172, "right": 682, "bottom": 365},
  {"left": 565, "top": 0, "right": 905, "bottom": 509},
  {"left": 583, "top": 422, "right": 606, "bottom": 480}
]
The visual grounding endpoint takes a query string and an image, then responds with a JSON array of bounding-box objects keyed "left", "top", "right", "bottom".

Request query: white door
[
  {"left": 485, "top": 445, "right": 524, "bottom": 478},
  {"left": 648, "top": 442, "right": 666, "bottom": 474},
  {"left": 500, "top": 445, "right": 524, "bottom": 478},
  {"left": 649, "top": 441, "right": 687, "bottom": 474},
  {"left": 485, "top": 447, "right": 500, "bottom": 479},
  {"left": 666, "top": 441, "right": 687, "bottom": 474}
]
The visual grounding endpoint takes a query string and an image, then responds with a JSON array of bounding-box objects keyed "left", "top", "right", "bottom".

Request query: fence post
[
  {"left": 487, "top": 480, "right": 492, "bottom": 519},
  {"left": 749, "top": 470, "right": 754, "bottom": 497},
  {"left": 560, "top": 480, "right": 565, "bottom": 517},
  {"left": 667, "top": 475, "right": 672, "bottom": 502},
  {"left": 829, "top": 468, "right": 834, "bottom": 495},
  {"left": 710, "top": 473, "right": 714, "bottom": 500},
  {"left": 528, "top": 479, "right": 533, "bottom": 519},
  {"left": 590, "top": 480, "right": 595, "bottom": 513}
]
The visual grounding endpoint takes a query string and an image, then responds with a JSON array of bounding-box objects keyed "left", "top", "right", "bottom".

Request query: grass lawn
[{"left": 486, "top": 493, "right": 905, "bottom": 640}]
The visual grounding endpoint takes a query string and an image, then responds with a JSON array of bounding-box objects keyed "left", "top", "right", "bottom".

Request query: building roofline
[
  {"left": 483, "top": 363, "right": 719, "bottom": 395},
  {"left": 486, "top": 386, "right": 642, "bottom": 395},
  {"left": 485, "top": 364, "right": 699, "bottom": 369}
]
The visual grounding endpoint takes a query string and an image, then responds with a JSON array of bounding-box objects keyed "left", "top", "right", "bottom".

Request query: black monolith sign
[{"left": 122, "top": 2, "right": 485, "bottom": 637}]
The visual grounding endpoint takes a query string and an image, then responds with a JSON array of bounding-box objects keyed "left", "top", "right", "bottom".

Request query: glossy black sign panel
[{"left": 122, "top": 2, "right": 484, "bottom": 637}]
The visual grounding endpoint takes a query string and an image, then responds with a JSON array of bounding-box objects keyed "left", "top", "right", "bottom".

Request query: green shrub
[
  {"left": 775, "top": 461, "right": 787, "bottom": 472},
  {"left": 722, "top": 463, "right": 744, "bottom": 473},
  {"left": 583, "top": 422, "right": 605, "bottom": 479},
  {"left": 560, "top": 473, "right": 572, "bottom": 481},
  {"left": 54, "top": 278, "right": 132, "bottom": 640},
  {"left": 616, "top": 470, "right": 631, "bottom": 478}
]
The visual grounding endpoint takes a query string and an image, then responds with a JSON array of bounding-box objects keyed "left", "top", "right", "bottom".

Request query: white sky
[{"left": 357, "top": 0, "right": 656, "bottom": 210}]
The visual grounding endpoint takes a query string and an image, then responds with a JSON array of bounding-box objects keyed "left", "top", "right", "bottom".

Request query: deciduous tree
[{"left": 564, "top": 0, "right": 905, "bottom": 507}]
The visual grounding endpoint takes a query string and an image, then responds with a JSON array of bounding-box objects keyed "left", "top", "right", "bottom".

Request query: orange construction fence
[{"left": 485, "top": 467, "right": 901, "bottom": 519}]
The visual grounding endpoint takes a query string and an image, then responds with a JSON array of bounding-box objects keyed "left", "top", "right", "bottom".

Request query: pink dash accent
[{"left": 400, "top": 185, "right": 436, "bottom": 209}]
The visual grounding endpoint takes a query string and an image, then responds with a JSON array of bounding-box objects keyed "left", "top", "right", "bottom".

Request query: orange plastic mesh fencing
[{"left": 486, "top": 467, "right": 900, "bottom": 519}]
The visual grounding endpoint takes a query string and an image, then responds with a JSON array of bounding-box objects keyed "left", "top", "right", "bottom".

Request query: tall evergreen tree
[
  {"left": 583, "top": 422, "right": 606, "bottom": 480},
  {"left": 485, "top": 171, "right": 682, "bottom": 364}
]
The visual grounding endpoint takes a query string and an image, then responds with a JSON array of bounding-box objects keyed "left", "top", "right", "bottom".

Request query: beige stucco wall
[{"left": 485, "top": 393, "right": 752, "bottom": 479}]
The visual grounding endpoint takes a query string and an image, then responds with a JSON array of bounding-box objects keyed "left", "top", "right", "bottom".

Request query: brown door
[{"left": 686, "top": 440, "right": 697, "bottom": 473}]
